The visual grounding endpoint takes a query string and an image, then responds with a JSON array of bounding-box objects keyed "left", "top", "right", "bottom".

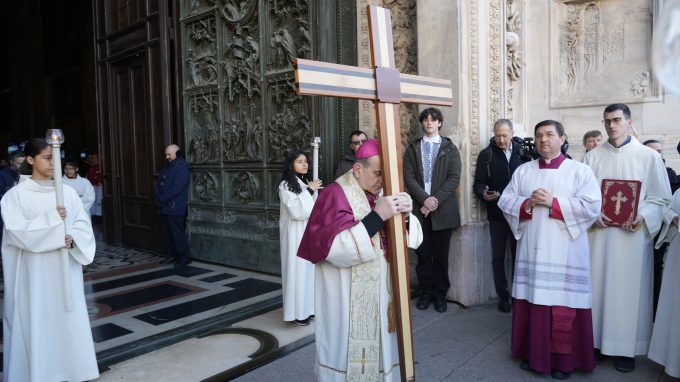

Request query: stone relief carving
[
  {"left": 188, "top": 92, "right": 220, "bottom": 163},
  {"left": 268, "top": 107, "right": 310, "bottom": 162},
  {"left": 180, "top": 0, "right": 322, "bottom": 266},
  {"left": 232, "top": 171, "right": 258, "bottom": 204},
  {"left": 506, "top": 0, "right": 522, "bottom": 82},
  {"left": 220, "top": 0, "right": 256, "bottom": 24},
  {"left": 187, "top": 0, "right": 215, "bottom": 15},
  {"left": 469, "top": 0, "right": 481, "bottom": 221},
  {"left": 505, "top": 0, "right": 523, "bottom": 120},
  {"left": 220, "top": 1, "right": 261, "bottom": 102},
  {"left": 188, "top": 207, "right": 236, "bottom": 224},
  {"left": 194, "top": 172, "right": 218, "bottom": 202},
  {"left": 382, "top": 0, "right": 418, "bottom": 148},
  {"left": 583, "top": 2, "right": 600, "bottom": 73},
  {"left": 552, "top": 0, "right": 659, "bottom": 107},
  {"left": 267, "top": 0, "right": 311, "bottom": 70},
  {"left": 222, "top": 108, "right": 263, "bottom": 161},
  {"left": 357, "top": 1, "right": 377, "bottom": 139},
  {"left": 630, "top": 70, "right": 650, "bottom": 96},
  {"left": 488, "top": 0, "right": 503, "bottom": 127},
  {"left": 186, "top": 16, "right": 218, "bottom": 88}
]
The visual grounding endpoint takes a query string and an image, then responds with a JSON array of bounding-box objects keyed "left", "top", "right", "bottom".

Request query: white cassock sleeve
[
  {"left": 554, "top": 165, "right": 602, "bottom": 240},
  {"left": 325, "top": 223, "right": 377, "bottom": 268},
  {"left": 498, "top": 169, "right": 530, "bottom": 240},
  {"left": 279, "top": 182, "right": 314, "bottom": 221},
  {"left": 639, "top": 154, "right": 673, "bottom": 238},
  {"left": 80, "top": 179, "right": 96, "bottom": 213},
  {"left": 407, "top": 212, "right": 423, "bottom": 249},
  {"left": 65, "top": 188, "right": 96, "bottom": 265},
  {"left": 326, "top": 212, "right": 423, "bottom": 268},
  {"left": 656, "top": 190, "right": 680, "bottom": 249},
  {"left": 1, "top": 192, "right": 66, "bottom": 253}
]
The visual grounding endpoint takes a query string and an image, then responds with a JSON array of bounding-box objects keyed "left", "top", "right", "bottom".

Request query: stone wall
[{"left": 524, "top": 0, "right": 680, "bottom": 168}]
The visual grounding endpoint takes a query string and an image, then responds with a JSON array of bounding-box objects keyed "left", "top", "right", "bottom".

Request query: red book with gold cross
[{"left": 601, "top": 179, "right": 642, "bottom": 227}]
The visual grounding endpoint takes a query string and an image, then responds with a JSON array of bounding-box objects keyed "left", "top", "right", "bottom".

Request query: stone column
[{"left": 417, "top": 0, "right": 507, "bottom": 306}]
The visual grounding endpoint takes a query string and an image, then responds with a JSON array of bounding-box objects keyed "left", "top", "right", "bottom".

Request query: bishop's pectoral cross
[
  {"left": 294, "top": 6, "right": 453, "bottom": 381},
  {"left": 611, "top": 191, "right": 628, "bottom": 215}
]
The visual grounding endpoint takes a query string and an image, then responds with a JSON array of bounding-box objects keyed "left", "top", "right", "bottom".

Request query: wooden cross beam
[{"left": 294, "top": 5, "right": 453, "bottom": 381}]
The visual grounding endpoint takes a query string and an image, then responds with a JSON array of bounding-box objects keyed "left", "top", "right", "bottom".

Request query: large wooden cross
[{"left": 294, "top": 5, "right": 453, "bottom": 381}]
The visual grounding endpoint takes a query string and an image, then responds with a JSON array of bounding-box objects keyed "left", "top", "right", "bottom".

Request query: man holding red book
[{"left": 583, "top": 103, "right": 672, "bottom": 373}]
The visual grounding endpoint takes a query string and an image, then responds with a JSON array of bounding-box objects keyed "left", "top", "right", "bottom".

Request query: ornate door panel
[
  {"left": 180, "top": 0, "right": 357, "bottom": 272},
  {"left": 94, "top": 0, "right": 180, "bottom": 252}
]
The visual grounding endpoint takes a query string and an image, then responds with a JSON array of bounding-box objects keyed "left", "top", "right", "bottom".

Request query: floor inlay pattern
[{"left": 0, "top": 242, "right": 283, "bottom": 371}]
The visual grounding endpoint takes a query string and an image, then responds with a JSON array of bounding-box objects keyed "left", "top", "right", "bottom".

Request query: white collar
[{"left": 423, "top": 135, "right": 442, "bottom": 144}]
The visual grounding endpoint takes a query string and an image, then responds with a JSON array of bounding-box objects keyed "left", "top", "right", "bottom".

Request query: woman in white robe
[
  {"left": 278, "top": 149, "right": 321, "bottom": 325},
  {"left": 1, "top": 139, "right": 99, "bottom": 382},
  {"left": 62, "top": 159, "right": 96, "bottom": 213},
  {"left": 648, "top": 189, "right": 680, "bottom": 378}
]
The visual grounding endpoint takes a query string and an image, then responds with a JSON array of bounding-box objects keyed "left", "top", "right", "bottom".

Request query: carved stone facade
[
  {"left": 356, "top": 0, "right": 419, "bottom": 148},
  {"left": 550, "top": 0, "right": 661, "bottom": 107}
]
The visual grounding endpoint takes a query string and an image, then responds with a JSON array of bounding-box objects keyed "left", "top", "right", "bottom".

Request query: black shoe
[
  {"left": 416, "top": 293, "right": 432, "bottom": 310},
  {"left": 614, "top": 357, "right": 635, "bottom": 373},
  {"left": 294, "top": 318, "right": 310, "bottom": 326},
  {"left": 433, "top": 297, "right": 447, "bottom": 313},
  {"left": 520, "top": 359, "right": 531, "bottom": 372},
  {"left": 551, "top": 370, "right": 571, "bottom": 380},
  {"left": 594, "top": 349, "right": 605, "bottom": 364},
  {"left": 160, "top": 256, "right": 175, "bottom": 264},
  {"left": 175, "top": 257, "right": 193, "bottom": 266},
  {"left": 498, "top": 299, "right": 511, "bottom": 313}
]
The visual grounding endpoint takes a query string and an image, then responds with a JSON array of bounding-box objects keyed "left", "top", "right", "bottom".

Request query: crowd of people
[
  {"left": 280, "top": 103, "right": 680, "bottom": 381},
  {"left": 1, "top": 100, "right": 678, "bottom": 381}
]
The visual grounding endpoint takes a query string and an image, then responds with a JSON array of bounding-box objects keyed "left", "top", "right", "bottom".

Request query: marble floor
[{"left": 0, "top": 237, "right": 291, "bottom": 380}]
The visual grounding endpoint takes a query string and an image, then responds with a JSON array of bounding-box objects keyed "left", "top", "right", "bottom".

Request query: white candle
[{"left": 46, "top": 129, "right": 73, "bottom": 312}]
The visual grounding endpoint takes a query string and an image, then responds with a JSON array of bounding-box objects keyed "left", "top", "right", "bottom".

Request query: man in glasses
[
  {"left": 583, "top": 103, "right": 672, "bottom": 373},
  {"left": 334, "top": 130, "right": 368, "bottom": 179}
]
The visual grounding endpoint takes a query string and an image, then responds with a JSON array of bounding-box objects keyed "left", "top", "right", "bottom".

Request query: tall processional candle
[
  {"left": 311, "top": 136, "right": 320, "bottom": 195},
  {"left": 46, "top": 129, "right": 73, "bottom": 311}
]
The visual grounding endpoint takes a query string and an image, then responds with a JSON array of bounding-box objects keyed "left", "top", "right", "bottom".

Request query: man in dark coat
[
  {"left": 403, "top": 107, "right": 461, "bottom": 313},
  {"left": 154, "top": 144, "right": 191, "bottom": 267},
  {"left": 0, "top": 150, "right": 25, "bottom": 233},
  {"left": 334, "top": 130, "right": 368, "bottom": 179},
  {"left": 473, "top": 119, "right": 527, "bottom": 312}
]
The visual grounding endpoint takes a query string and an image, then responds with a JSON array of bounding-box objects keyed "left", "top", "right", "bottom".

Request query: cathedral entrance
[{"left": 178, "top": 0, "right": 358, "bottom": 272}]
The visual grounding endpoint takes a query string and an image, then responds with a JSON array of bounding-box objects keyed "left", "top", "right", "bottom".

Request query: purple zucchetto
[{"left": 355, "top": 138, "right": 380, "bottom": 159}]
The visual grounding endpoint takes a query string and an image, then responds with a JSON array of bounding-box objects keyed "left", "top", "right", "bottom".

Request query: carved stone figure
[
  {"left": 220, "top": 0, "right": 255, "bottom": 24},
  {"left": 186, "top": 51, "right": 218, "bottom": 87},
  {"left": 630, "top": 70, "right": 650, "bottom": 96},
  {"left": 267, "top": 108, "right": 310, "bottom": 162},
  {"left": 583, "top": 2, "right": 600, "bottom": 74},
  {"left": 195, "top": 172, "right": 217, "bottom": 202},
  {"left": 232, "top": 172, "right": 257, "bottom": 204},
  {"left": 563, "top": 6, "right": 581, "bottom": 92},
  {"left": 224, "top": 23, "right": 261, "bottom": 101},
  {"left": 271, "top": 28, "right": 296, "bottom": 68}
]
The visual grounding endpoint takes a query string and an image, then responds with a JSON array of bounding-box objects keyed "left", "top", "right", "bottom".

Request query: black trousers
[
  {"left": 415, "top": 216, "right": 453, "bottom": 299},
  {"left": 489, "top": 219, "right": 516, "bottom": 300},
  {"left": 161, "top": 214, "right": 190, "bottom": 262}
]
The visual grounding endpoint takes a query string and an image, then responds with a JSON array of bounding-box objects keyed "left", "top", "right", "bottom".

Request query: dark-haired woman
[
  {"left": 279, "top": 149, "right": 322, "bottom": 326},
  {"left": 1, "top": 139, "right": 99, "bottom": 382}
]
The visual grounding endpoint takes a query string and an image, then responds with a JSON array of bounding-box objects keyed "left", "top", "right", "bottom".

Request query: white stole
[{"left": 336, "top": 171, "right": 383, "bottom": 382}]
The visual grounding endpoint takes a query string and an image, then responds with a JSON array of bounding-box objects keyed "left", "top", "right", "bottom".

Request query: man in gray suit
[{"left": 403, "top": 108, "right": 461, "bottom": 313}]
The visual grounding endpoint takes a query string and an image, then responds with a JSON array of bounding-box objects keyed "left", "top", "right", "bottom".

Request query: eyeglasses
[
  {"left": 351, "top": 139, "right": 367, "bottom": 145},
  {"left": 602, "top": 117, "right": 625, "bottom": 126}
]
